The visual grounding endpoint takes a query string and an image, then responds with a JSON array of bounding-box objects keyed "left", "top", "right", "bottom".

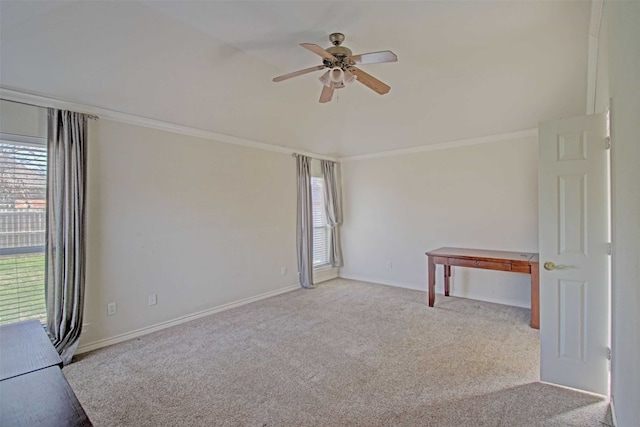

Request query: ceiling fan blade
[
  {"left": 319, "top": 84, "right": 335, "bottom": 103},
  {"left": 273, "top": 65, "right": 325, "bottom": 82},
  {"left": 300, "top": 43, "right": 338, "bottom": 62},
  {"left": 348, "top": 50, "right": 398, "bottom": 65},
  {"left": 347, "top": 67, "right": 391, "bottom": 95}
]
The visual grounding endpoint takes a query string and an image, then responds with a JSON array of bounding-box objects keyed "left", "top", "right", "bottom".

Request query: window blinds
[
  {"left": 0, "top": 138, "right": 47, "bottom": 325},
  {"left": 311, "top": 177, "right": 329, "bottom": 267}
]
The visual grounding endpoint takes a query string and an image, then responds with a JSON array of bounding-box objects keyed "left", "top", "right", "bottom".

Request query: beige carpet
[{"left": 63, "top": 279, "right": 611, "bottom": 426}]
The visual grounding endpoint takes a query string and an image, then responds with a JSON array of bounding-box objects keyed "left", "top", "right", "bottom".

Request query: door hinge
[
  {"left": 607, "top": 242, "right": 612, "bottom": 255},
  {"left": 607, "top": 347, "right": 612, "bottom": 360},
  {"left": 605, "top": 136, "right": 611, "bottom": 149}
]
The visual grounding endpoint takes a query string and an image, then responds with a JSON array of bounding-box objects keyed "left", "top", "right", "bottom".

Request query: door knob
[{"left": 543, "top": 261, "right": 570, "bottom": 271}]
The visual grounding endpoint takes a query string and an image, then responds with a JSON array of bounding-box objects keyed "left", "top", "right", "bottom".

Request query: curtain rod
[
  {"left": 1, "top": 98, "right": 99, "bottom": 120},
  {"left": 291, "top": 153, "right": 335, "bottom": 162}
]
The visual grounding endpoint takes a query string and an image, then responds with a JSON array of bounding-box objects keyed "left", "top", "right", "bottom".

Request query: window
[
  {"left": 0, "top": 135, "right": 47, "bottom": 325},
  {"left": 311, "top": 176, "right": 329, "bottom": 267}
]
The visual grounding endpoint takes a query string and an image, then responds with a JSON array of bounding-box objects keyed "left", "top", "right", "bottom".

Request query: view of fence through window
[{"left": 0, "top": 138, "right": 47, "bottom": 325}]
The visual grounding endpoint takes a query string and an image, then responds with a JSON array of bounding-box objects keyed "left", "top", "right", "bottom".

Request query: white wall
[
  {"left": 0, "top": 97, "right": 338, "bottom": 349},
  {"left": 597, "top": 2, "right": 640, "bottom": 425},
  {"left": 81, "top": 119, "right": 301, "bottom": 348},
  {"left": 339, "top": 135, "right": 538, "bottom": 308},
  {"left": 0, "top": 100, "right": 47, "bottom": 137}
]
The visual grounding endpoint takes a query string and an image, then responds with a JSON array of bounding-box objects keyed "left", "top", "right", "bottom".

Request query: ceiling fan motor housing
[
  {"left": 326, "top": 45, "right": 353, "bottom": 59},
  {"left": 325, "top": 33, "right": 353, "bottom": 67}
]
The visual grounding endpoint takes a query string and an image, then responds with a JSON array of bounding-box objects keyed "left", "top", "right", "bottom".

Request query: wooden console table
[{"left": 426, "top": 247, "right": 540, "bottom": 329}]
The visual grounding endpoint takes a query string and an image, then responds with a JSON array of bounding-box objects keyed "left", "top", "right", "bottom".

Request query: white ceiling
[{"left": 0, "top": 1, "right": 591, "bottom": 158}]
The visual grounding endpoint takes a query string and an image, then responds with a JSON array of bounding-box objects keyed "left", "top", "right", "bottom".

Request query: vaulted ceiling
[{"left": 0, "top": 1, "right": 590, "bottom": 157}]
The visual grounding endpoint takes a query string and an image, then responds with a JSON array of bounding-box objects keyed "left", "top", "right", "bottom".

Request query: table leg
[
  {"left": 530, "top": 261, "right": 540, "bottom": 329},
  {"left": 444, "top": 265, "right": 451, "bottom": 297},
  {"left": 428, "top": 255, "right": 435, "bottom": 307}
]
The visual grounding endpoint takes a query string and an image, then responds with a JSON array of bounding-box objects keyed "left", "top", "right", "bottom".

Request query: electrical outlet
[
  {"left": 148, "top": 293, "right": 157, "bottom": 306},
  {"left": 281, "top": 267, "right": 287, "bottom": 276},
  {"left": 107, "top": 302, "right": 117, "bottom": 316}
]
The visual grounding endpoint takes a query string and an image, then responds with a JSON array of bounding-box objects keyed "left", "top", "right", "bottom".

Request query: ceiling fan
[{"left": 273, "top": 33, "right": 397, "bottom": 103}]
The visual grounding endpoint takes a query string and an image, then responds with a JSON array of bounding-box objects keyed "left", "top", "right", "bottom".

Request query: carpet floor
[{"left": 63, "top": 278, "right": 611, "bottom": 426}]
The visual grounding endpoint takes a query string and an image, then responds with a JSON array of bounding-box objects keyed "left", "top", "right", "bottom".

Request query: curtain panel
[
  {"left": 321, "top": 160, "right": 343, "bottom": 267},
  {"left": 295, "top": 154, "right": 314, "bottom": 289},
  {"left": 45, "top": 109, "right": 89, "bottom": 365}
]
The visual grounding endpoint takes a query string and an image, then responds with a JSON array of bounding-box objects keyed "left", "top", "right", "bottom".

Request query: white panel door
[{"left": 538, "top": 113, "right": 610, "bottom": 396}]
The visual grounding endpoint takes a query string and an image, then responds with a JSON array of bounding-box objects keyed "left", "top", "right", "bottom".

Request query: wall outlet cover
[{"left": 107, "top": 302, "right": 117, "bottom": 316}]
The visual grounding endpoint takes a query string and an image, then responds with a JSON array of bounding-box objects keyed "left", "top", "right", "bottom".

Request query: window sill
[{"left": 313, "top": 265, "right": 338, "bottom": 284}]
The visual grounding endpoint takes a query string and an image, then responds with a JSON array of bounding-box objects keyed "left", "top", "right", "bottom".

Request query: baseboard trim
[
  {"left": 451, "top": 292, "right": 530, "bottom": 309},
  {"left": 338, "top": 273, "right": 529, "bottom": 308},
  {"left": 76, "top": 284, "right": 299, "bottom": 355},
  {"left": 539, "top": 381, "right": 608, "bottom": 399},
  {"left": 338, "top": 274, "right": 425, "bottom": 291},
  {"left": 610, "top": 396, "right": 618, "bottom": 427}
]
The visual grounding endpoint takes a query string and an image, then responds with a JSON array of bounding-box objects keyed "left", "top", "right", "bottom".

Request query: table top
[
  {"left": 0, "top": 366, "right": 92, "bottom": 427},
  {"left": 0, "top": 319, "right": 62, "bottom": 381},
  {"left": 425, "top": 247, "right": 538, "bottom": 263}
]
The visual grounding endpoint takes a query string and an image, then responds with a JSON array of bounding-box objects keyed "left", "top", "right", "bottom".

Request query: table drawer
[
  {"left": 448, "top": 257, "right": 512, "bottom": 272},
  {"left": 511, "top": 263, "right": 532, "bottom": 273}
]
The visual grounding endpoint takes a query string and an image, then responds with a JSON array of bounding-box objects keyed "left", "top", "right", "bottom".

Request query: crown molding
[
  {"left": 586, "top": 0, "right": 604, "bottom": 115},
  {"left": 0, "top": 87, "right": 338, "bottom": 162},
  {"left": 1, "top": 87, "right": 539, "bottom": 163},
  {"left": 339, "top": 128, "right": 538, "bottom": 162}
]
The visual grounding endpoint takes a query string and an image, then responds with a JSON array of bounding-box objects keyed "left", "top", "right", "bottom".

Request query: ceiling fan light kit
[
  {"left": 319, "top": 67, "right": 357, "bottom": 88},
  {"left": 273, "top": 33, "right": 397, "bottom": 103}
]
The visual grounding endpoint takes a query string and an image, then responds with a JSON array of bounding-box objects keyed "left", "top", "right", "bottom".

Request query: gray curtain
[
  {"left": 45, "top": 109, "right": 88, "bottom": 365},
  {"left": 321, "top": 160, "right": 343, "bottom": 267},
  {"left": 295, "top": 154, "right": 314, "bottom": 289}
]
